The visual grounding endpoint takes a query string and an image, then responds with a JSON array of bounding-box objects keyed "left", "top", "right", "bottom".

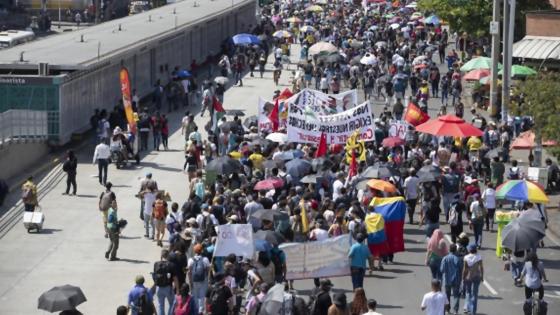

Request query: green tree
[
  {"left": 515, "top": 73, "right": 560, "bottom": 159},
  {"left": 418, "top": 0, "right": 551, "bottom": 39}
]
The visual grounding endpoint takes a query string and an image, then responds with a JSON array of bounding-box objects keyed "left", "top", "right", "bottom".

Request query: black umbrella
[
  {"left": 206, "top": 156, "right": 243, "bottom": 175},
  {"left": 219, "top": 121, "right": 236, "bottom": 132},
  {"left": 300, "top": 174, "right": 321, "bottom": 184},
  {"left": 38, "top": 285, "right": 87, "bottom": 313},
  {"left": 244, "top": 115, "right": 258, "bottom": 128},
  {"left": 418, "top": 165, "right": 441, "bottom": 178},
  {"left": 225, "top": 109, "right": 245, "bottom": 117},
  {"left": 251, "top": 137, "right": 270, "bottom": 148},
  {"left": 254, "top": 230, "right": 285, "bottom": 246},
  {"left": 502, "top": 210, "right": 546, "bottom": 252},
  {"left": 417, "top": 172, "right": 438, "bottom": 183},
  {"left": 485, "top": 148, "right": 502, "bottom": 159},
  {"left": 251, "top": 209, "right": 289, "bottom": 222},
  {"left": 285, "top": 158, "right": 312, "bottom": 179},
  {"left": 263, "top": 159, "right": 281, "bottom": 169},
  {"left": 362, "top": 164, "right": 399, "bottom": 179},
  {"left": 317, "top": 52, "right": 344, "bottom": 64}
]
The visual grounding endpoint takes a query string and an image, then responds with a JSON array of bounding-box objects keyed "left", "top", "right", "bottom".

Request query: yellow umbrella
[
  {"left": 306, "top": 5, "right": 324, "bottom": 12},
  {"left": 228, "top": 151, "right": 242, "bottom": 159}
]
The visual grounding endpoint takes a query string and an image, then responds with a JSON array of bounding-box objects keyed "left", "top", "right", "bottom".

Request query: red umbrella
[
  {"left": 382, "top": 136, "right": 405, "bottom": 148},
  {"left": 415, "top": 114, "right": 483, "bottom": 137},
  {"left": 463, "top": 69, "right": 490, "bottom": 81},
  {"left": 510, "top": 131, "right": 557, "bottom": 149},
  {"left": 254, "top": 178, "right": 284, "bottom": 190}
]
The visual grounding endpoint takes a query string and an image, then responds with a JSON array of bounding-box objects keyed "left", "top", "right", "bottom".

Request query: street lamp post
[{"left": 489, "top": 0, "right": 501, "bottom": 120}]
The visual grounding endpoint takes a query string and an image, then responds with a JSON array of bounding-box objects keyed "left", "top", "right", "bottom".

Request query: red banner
[
  {"left": 404, "top": 102, "right": 429, "bottom": 126},
  {"left": 119, "top": 67, "right": 136, "bottom": 133}
]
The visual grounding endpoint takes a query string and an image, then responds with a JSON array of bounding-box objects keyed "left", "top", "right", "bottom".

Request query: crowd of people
[{"left": 28, "top": 1, "right": 554, "bottom": 315}]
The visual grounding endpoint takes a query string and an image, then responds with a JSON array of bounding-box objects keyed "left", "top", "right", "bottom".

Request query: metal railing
[{"left": 0, "top": 109, "right": 50, "bottom": 148}]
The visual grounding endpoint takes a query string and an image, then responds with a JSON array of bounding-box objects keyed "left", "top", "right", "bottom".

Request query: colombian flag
[
  {"left": 369, "top": 197, "right": 406, "bottom": 253},
  {"left": 365, "top": 212, "right": 390, "bottom": 256}
]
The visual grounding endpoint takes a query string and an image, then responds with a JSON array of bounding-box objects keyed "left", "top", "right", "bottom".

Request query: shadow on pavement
[
  {"left": 74, "top": 194, "right": 97, "bottom": 198},
  {"left": 366, "top": 274, "right": 396, "bottom": 280},
  {"left": 114, "top": 258, "right": 149, "bottom": 264},
  {"left": 377, "top": 304, "right": 403, "bottom": 309},
  {"left": 120, "top": 235, "right": 141, "bottom": 240},
  {"left": 37, "top": 228, "right": 62, "bottom": 234},
  {"left": 140, "top": 162, "right": 183, "bottom": 173},
  {"left": 382, "top": 268, "right": 413, "bottom": 274},
  {"left": 404, "top": 228, "right": 427, "bottom": 236},
  {"left": 393, "top": 261, "right": 425, "bottom": 267}
]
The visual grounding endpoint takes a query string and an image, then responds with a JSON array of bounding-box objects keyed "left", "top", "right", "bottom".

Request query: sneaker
[
  {"left": 105, "top": 252, "right": 109, "bottom": 259},
  {"left": 109, "top": 257, "right": 120, "bottom": 261}
]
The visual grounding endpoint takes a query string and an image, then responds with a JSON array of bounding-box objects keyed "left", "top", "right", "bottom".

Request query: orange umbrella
[
  {"left": 510, "top": 131, "right": 557, "bottom": 149},
  {"left": 367, "top": 179, "right": 397, "bottom": 193}
]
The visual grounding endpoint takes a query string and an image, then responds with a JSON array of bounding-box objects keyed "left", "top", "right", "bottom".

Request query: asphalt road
[{"left": 0, "top": 43, "right": 558, "bottom": 315}]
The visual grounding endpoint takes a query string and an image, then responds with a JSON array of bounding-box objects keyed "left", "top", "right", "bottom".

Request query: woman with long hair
[
  {"left": 174, "top": 283, "right": 195, "bottom": 315},
  {"left": 518, "top": 252, "right": 548, "bottom": 300},
  {"left": 426, "top": 229, "right": 448, "bottom": 280},
  {"left": 350, "top": 288, "right": 368, "bottom": 315}
]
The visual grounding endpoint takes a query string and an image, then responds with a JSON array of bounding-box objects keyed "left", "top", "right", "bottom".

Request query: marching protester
[{"left": 62, "top": 150, "right": 78, "bottom": 195}]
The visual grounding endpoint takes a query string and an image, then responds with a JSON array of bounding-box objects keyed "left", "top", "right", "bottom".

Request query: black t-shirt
[
  {"left": 314, "top": 290, "right": 332, "bottom": 315},
  {"left": 153, "top": 260, "right": 176, "bottom": 287},
  {"left": 169, "top": 252, "right": 187, "bottom": 285},
  {"left": 426, "top": 204, "right": 441, "bottom": 224},
  {"left": 258, "top": 197, "right": 274, "bottom": 210},
  {"left": 207, "top": 284, "right": 233, "bottom": 314}
]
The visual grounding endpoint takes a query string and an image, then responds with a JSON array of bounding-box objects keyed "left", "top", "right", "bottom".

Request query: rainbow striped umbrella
[{"left": 496, "top": 180, "right": 549, "bottom": 203}]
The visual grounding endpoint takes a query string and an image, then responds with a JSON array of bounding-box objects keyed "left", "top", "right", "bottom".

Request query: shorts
[
  {"left": 154, "top": 219, "right": 165, "bottom": 231},
  {"left": 101, "top": 210, "right": 108, "bottom": 224}
]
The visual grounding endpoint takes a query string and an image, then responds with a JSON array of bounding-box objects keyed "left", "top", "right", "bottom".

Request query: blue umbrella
[
  {"left": 254, "top": 239, "right": 272, "bottom": 252},
  {"left": 424, "top": 15, "right": 440, "bottom": 25},
  {"left": 177, "top": 70, "right": 191, "bottom": 78},
  {"left": 285, "top": 158, "right": 312, "bottom": 179},
  {"left": 232, "top": 33, "right": 261, "bottom": 46}
]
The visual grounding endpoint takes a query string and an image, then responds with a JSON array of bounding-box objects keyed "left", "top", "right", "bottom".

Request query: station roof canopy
[
  {"left": 0, "top": 0, "right": 250, "bottom": 71},
  {"left": 513, "top": 35, "right": 560, "bottom": 61}
]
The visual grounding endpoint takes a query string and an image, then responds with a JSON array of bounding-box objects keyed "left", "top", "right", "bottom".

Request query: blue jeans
[
  {"left": 472, "top": 220, "right": 484, "bottom": 247},
  {"left": 153, "top": 131, "right": 161, "bottom": 150},
  {"left": 464, "top": 279, "right": 481, "bottom": 314},
  {"left": 511, "top": 261, "right": 524, "bottom": 280},
  {"left": 156, "top": 285, "right": 175, "bottom": 315},
  {"left": 445, "top": 283, "right": 461, "bottom": 313},
  {"left": 428, "top": 256, "right": 442, "bottom": 280},
  {"left": 192, "top": 280, "right": 208, "bottom": 314},
  {"left": 350, "top": 267, "right": 365, "bottom": 290},
  {"left": 144, "top": 215, "right": 154, "bottom": 238}
]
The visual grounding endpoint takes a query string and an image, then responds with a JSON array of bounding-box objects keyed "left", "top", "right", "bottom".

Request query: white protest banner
[
  {"left": 213, "top": 224, "right": 254, "bottom": 257},
  {"left": 388, "top": 120, "right": 408, "bottom": 140},
  {"left": 258, "top": 97, "right": 289, "bottom": 131},
  {"left": 287, "top": 101, "right": 375, "bottom": 144},
  {"left": 286, "top": 88, "right": 358, "bottom": 114},
  {"left": 280, "top": 234, "right": 351, "bottom": 280}
]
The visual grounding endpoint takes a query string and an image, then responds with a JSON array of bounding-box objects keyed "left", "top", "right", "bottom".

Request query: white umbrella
[
  {"left": 300, "top": 25, "right": 316, "bottom": 33},
  {"left": 401, "top": 26, "right": 410, "bottom": 32},
  {"left": 260, "top": 284, "right": 285, "bottom": 314},
  {"left": 309, "top": 41, "right": 338, "bottom": 55},
  {"left": 392, "top": 56, "right": 405, "bottom": 66},
  {"left": 266, "top": 132, "right": 288, "bottom": 143},
  {"left": 360, "top": 53, "right": 378, "bottom": 65},
  {"left": 406, "top": 2, "right": 417, "bottom": 8},
  {"left": 214, "top": 76, "right": 229, "bottom": 85},
  {"left": 412, "top": 55, "right": 428, "bottom": 65},
  {"left": 389, "top": 23, "right": 400, "bottom": 29},
  {"left": 369, "top": 25, "right": 379, "bottom": 31},
  {"left": 374, "top": 41, "right": 387, "bottom": 47}
]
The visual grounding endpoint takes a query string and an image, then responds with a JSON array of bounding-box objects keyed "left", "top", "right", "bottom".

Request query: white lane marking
[
  {"left": 483, "top": 280, "right": 498, "bottom": 296},
  {"left": 544, "top": 294, "right": 560, "bottom": 299},
  {"left": 554, "top": 290, "right": 560, "bottom": 296},
  {"left": 444, "top": 234, "right": 452, "bottom": 243},
  {"left": 546, "top": 230, "right": 560, "bottom": 247}
]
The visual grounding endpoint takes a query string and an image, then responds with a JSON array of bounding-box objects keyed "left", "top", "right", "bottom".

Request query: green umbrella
[
  {"left": 384, "top": 13, "right": 395, "bottom": 18},
  {"left": 498, "top": 64, "right": 537, "bottom": 77},
  {"left": 460, "top": 57, "right": 502, "bottom": 72}
]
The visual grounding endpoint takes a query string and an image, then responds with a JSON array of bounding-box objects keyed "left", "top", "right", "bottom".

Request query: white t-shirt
[
  {"left": 362, "top": 311, "right": 383, "bottom": 315},
  {"left": 332, "top": 180, "right": 344, "bottom": 200},
  {"left": 404, "top": 176, "right": 420, "bottom": 200},
  {"left": 482, "top": 188, "right": 496, "bottom": 209},
  {"left": 310, "top": 228, "right": 328, "bottom": 241},
  {"left": 421, "top": 291, "right": 448, "bottom": 315},
  {"left": 143, "top": 192, "right": 156, "bottom": 216}
]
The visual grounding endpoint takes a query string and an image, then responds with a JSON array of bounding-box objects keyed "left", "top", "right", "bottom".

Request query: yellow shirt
[
  {"left": 249, "top": 153, "right": 265, "bottom": 170},
  {"left": 467, "top": 136, "right": 482, "bottom": 151}
]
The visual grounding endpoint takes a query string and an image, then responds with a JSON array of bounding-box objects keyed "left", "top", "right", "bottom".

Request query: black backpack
[
  {"left": 352, "top": 220, "right": 367, "bottom": 240},
  {"left": 153, "top": 261, "right": 171, "bottom": 287},
  {"left": 136, "top": 288, "right": 154, "bottom": 315},
  {"left": 201, "top": 215, "right": 216, "bottom": 239}
]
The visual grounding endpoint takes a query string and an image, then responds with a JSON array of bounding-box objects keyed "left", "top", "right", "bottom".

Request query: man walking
[
  {"left": 440, "top": 244, "right": 462, "bottom": 315},
  {"left": 105, "top": 199, "right": 120, "bottom": 261},
  {"left": 93, "top": 139, "right": 110, "bottom": 185},
  {"left": 128, "top": 275, "right": 156, "bottom": 315},
  {"left": 153, "top": 249, "right": 178, "bottom": 315},
  {"left": 99, "top": 182, "right": 116, "bottom": 238},
  {"left": 462, "top": 244, "right": 484, "bottom": 315},
  {"left": 404, "top": 168, "right": 420, "bottom": 224},
  {"left": 311, "top": 279, "right": 333, "bottom": 315},
  {"left": 62, "top": 150, "right": 78, "bottom": 195},
  {"left": 187, "top": 243, "right": 211, "bottom": 314},
  {"left": 139, "top": 173, "right": 158, "bottom": 224},
  {"left": 348, "top": 233, "right": 374, "bottom": 290},
  {"left": 21, "top": 176, "right": 38, "bottom": 212},
  {"left": 421, "top": 279, "right": 448, "bottom": 315}
]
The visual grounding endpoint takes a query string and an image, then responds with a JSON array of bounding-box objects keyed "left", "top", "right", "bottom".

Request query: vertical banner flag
[
  {"left": 213, "top": 224, "right": 254, "bottom": 257},
  {"left": 269, "top": 98, "right": 280, "bottom": 132},
  {"left": 119, "top": 67, "right": 136, "bottom": 133},
  {"left": 315, "top": 132, "right": 328, "bottom": 158},
  {"left": 345, "top": 129, "right": 366, "bottom": 163},
  {"left": 404, "top": 102, "right": 430, "bottom": 126},
  {"left": 369, "top": 197, "right": 407, "bottom": 253},
  {"left": 300, "top": 200, "right": 309, "bottom": 234}
]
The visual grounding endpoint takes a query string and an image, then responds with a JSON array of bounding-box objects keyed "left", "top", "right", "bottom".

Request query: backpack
[
  {"left": 209, "top": 284, "right": 229, "bottom": 312},
  {"left": 136, "top": 288, "right": 154, "bottom": 315},
  {"left": 464, "top": 260, "right": 482, "bottom": 281},
  {"left": 194, "top": 181, "right": 205, "bottom": 200},
  {"left": 192, "top": 256, "right": 206, "bottom": 282},
  {"left": 508, "top": 167, "right": 520, "bottom": 180},
  {"left": 153, "top": 261, "right": 172, "bottom": 287},
  {"left": 99, "top": 191, "right": 114, "bottom": 211},
  {"left": 201, "top": 214, "right": 216, "bottom": 239},
  {"left": 174, "top": 295, "right": 192, "bottom": 315},
  {"left": 308, "top": 291, "right": 326, "bottom": 315},
  {"left": 351, "top": 220, "right": 367, "bottom": 240},
  {"left": 448, "top": 203, "right": 459, "bottom": 226}
]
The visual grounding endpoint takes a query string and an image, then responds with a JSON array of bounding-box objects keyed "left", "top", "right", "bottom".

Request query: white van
[{"left": 0, "top": 30, "right": 35, "bottom": 49}]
